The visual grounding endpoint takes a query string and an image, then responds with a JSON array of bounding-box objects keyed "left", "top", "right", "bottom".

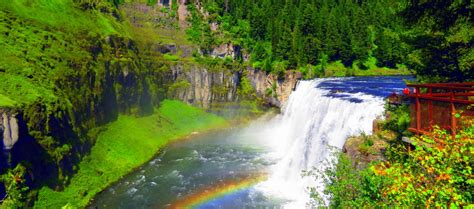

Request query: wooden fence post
[
  {"left": 416, "top": 87, "right": 421, "bottom": 133},
  {"left": 450, "top": 90, "right": 456, "bottom": 138},
  {"left": 428, "top": 87, "right": 433, "bottom": 129}
]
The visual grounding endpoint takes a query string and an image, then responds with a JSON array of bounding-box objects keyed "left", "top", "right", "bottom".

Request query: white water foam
[{"left": 256, "top": 79, "right": 385, "bottom": 208}]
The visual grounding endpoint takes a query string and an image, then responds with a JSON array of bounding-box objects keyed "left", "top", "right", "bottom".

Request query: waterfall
[{"left": 256, "top": 78, "right": 386, "bottom": 208}]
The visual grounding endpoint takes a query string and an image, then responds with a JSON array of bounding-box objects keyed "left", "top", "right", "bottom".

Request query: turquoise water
[{"left": 89, "top": 128, "right": 284, "bottom": 209}]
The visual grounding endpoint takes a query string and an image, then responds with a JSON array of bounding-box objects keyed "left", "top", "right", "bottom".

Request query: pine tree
[{"left": 402, "top": 0, "right": 474, "bottom": 81}]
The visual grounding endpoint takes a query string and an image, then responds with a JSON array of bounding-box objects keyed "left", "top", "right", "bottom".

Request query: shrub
[
  {"left": 0, "top": 164, "right": 29, "bottom": 208},
  {"left": 309, "top": 153, "right": 389, "bottom": 208},
  {"left": 163, "top": 54, "right": 179, "bottom": 62},
  {"left": 312, "top": 117, "right": 474, "bottom": 207},
  {"left": 358, "top": 133, "right": 375, "bottom": 155},
  {"left": 383, "top": 104, "right": 411, "bottom": 137},
  {"left": 237, "top": 71, "right": 256, "bottom": 100},
  {"left": 271, "top": 60, "right": 288, "bottom": 79}
]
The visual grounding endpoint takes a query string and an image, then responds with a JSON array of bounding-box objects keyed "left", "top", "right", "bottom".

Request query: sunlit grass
[
  {"left": 34, "top": 100, "right": 227, "bottom": 208},
  {"left": 1, "top": 0, "right": 126, "bottom": 36},
  {"left": 325, "top": 61, "right": 411, "bottom": 77},
  {"left": 0, "top": 94, "right": 16, "bottom": 107}
]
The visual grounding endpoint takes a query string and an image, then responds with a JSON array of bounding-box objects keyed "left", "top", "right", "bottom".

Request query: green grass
[
  {"left": 121, "top": 3, "right": 191, "bottom": 46},
  {"left": 324, "top": 61, "right": 412, "bottom": 77},
  {"left": 163, "top": 53, "right": 180, "bottom": 61},
  {"left": 0, "top": 0, "right": 129, "bottom": 108},
  {"left": 0, "top": 74, "right": 58, "bottom": 106},
  {"left": 34, "top": 100, "right": 227, "bottom": 208},
  {"left": 1, "top": 0, "right": 127, "bottom": 37},
  {"left": 0, "top": 94, "right": 16, "bottom": 108}
]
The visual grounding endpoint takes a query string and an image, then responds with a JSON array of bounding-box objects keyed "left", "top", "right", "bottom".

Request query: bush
[
  {"left": 309, "top": 153, "right": 389, "bottom": 208},
  {"left": 312, "top": 117, "right": 474, "bottom": 208},
  {"left": 374, "top": 121, "right": 473, "bottom": 207},
  {"left": 358, "top": 133, "right": 375, "bottom": 155},
  {"left": 168, "top": 80, "right": 190, "bottom": 95},
  {"left": 271, "top": 60, "right": 288, "bottom": 79},
  {"left": 298, "top": 64, "right": 317, "bottom": 80},
  {"left": 237, "top": 71, "right": 256, "bottom": 100},
  {"left": 0, "top": 164, "right": 29, "bottom": 208},
  {"left": 383, "top": 104, "right": 411, "bottom": 137},
  {"left": 252, "top": 61, "right": 263, "bottom": 69}
]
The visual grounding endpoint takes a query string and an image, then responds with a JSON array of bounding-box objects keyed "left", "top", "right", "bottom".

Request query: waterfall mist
[{"left": 256, "top": 79, "right": 386, "bottom": 208}]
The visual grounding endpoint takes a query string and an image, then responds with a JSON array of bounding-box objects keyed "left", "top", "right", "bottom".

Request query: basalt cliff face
[
  {"left": 170, "top": 65, "right": 239, "bottom": 108},
  {"left": 247, "top": 68, "right": 301, "bottom": 107},
  {"left": 170, "top": 64, "right": 299, "bottom": 109}
]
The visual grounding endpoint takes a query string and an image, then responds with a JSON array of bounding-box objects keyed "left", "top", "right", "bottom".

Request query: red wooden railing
[{"left": 406, "top": 82, "right": 474, "bottom": 137}]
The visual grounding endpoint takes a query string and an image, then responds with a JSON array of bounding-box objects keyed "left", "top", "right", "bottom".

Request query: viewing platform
[{"left": 405, "top": 82, "right": 474, "bottom": 137}]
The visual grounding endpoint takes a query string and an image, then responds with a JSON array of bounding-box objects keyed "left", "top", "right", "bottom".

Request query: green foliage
[
  {"left": 1, "top": 0, "right": 125, "bottom": 37},
  {"left": 314, "top": 54, "right": 329, "bottom": 78},
  {"left": 228, "top": 19, "right": 251, "bottom": 48},
  {"left": 0, "top": 0, "right": 131, "bottom": 178},
  {"left": 0, "top": 164, "right": 29, "bottom": 209},
  {"left": 362, "top": 56, "right": 378, "bottom": 71},
  {"left": 271, "top": 60, "right": 288, "bottom": 79},
  {"left": 314, "top": 118, "right": 474, "bottom": 207},
  {"left": 401, "top": 0, "right": 474, "bottom": 82},
  {"left": 196, "top": 0, "right": 471, "bottom": 81},
  {"left": 383, "top": 104, "right": 411, "bottom": 136},
  {"left": 163, "top": 53, "right": 180, "bottom": 61},
  {"left": 199, "top": 0, "right": 409, "bottom": 75},
  {"left": 168, "top": 80, "right": 191, "bottom": 96},
  {"left": 171, "top": 0, "right": 178, "bottom": 11},
  {"left": 250, "top": 41, "right": 271, "bottom": 64},
  {"left": 34, "top": 100, "right": 227, "bottom": 208},
  {"left": 309, "top": 153, "right": 389, "bottom": 208},
  {"left": 265, "top": 82, "right": 278, "bottom": 99},
  {"left": 237, "top": 70, "right": 256, "bottom": 100},
  {"left": 298, "top": 64, "right": 318, "bottom": 80},
  {"left": 373, "top": 120, "right": 474, "bottom": 207},
  {"left": 147, "top": 0, "right": 157, "bottom": 6},
  {"left": 185, "top": 3, "right": 216, "bottom": 54},
  {"left": 319, "top": 61, "right": 411, "bottom": 78},
  {"left": 0, "top": 94, "right": 16, "bottom": 108},
  {"left": 193, "top": 55, "right": 238, "bottom": 72},
  {"left": 358, "top": 133, "right": 375, "bottom": 155}
]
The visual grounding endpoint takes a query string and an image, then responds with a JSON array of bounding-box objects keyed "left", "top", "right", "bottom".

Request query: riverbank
[
  {"left": 295, "top": 61, "right": 412, "bottom": 80},
  {"left": 34, "top": 100, "right": 228, "bottom": 208},
  {"left": 324, "top": 61, "right": 412, "bottom": 77}
]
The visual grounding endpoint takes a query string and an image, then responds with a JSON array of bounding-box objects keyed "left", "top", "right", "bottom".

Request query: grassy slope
[
  {"left": 0, "top": 94, "right": 16, "bottom": 108},
  {"left": 0, "top": 0, "right": 127, "bottom": 109},
  {"left": 34, "top": 100, "right": 227, "bottom": 208}
]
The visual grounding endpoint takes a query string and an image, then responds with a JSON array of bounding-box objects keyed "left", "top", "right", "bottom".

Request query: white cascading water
[{"left": 256, "top": 78, "right": 386, "bottom": 208}]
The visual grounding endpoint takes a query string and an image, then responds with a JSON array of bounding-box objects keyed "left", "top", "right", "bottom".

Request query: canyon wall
[{"left": 169, "top": 64, "right": 299, "bottom": 109}]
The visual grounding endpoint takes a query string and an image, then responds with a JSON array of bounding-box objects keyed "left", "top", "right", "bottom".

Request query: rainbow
[{"left": 169, "top": 173, "right": 267, "bottom": 209}]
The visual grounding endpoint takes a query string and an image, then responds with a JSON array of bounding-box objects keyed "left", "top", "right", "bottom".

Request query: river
[{"left": 89, "top": 76, "right": 411, "bottom": 209}]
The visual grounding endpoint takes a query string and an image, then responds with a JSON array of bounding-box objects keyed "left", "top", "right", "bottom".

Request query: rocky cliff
[
  {"left": 170, "top": 65, "right": 239, "bottom": 108},
  {"left": 168, "top": 63, "right": 299, "bottom": 109},
  {"left": 342, "top": 119, "right": 398, "bottom": 169},
  {"left": 0, "top": 109, "right": 19, "bottom": 151},
  {"left": 247, "top": 68, "right": 301, "bottom": 107}
]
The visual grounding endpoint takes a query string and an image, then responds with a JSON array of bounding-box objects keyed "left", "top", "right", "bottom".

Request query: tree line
[{"left": 187, "top": 0, "right": 473, "bottom": 82}]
